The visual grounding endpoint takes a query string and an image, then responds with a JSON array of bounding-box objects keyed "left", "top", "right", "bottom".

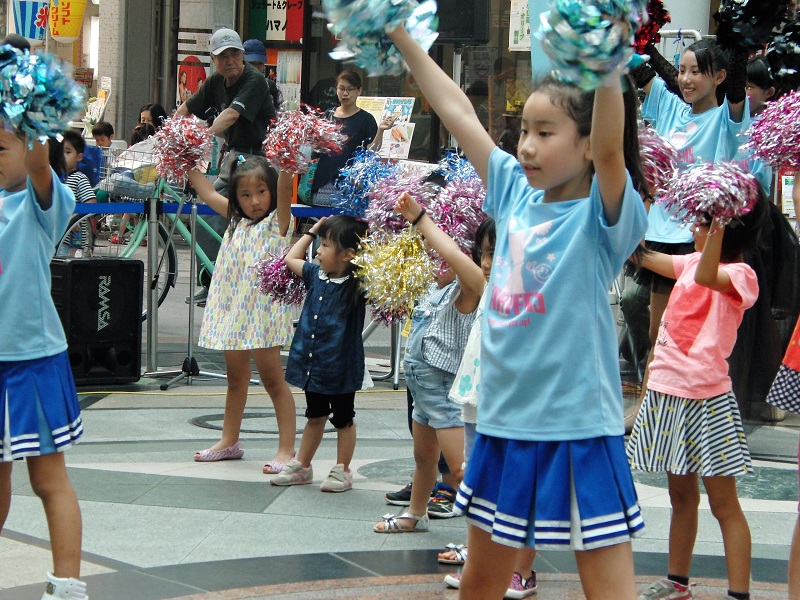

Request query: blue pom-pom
[
  {"left": 539, "top": 0, "right": 648, "bottom": 90},
  {"left": 323, "top": 0, "right": 439, "bottom": 76},
  {"left": 0, "top": 45, "right": 87, "bottom": 146},
  {"left": 334, "top": 148, "right": 401, "bottom": 217}
]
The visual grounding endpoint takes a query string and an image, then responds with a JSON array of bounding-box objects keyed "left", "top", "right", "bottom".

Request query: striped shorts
[{"left": 626, "top": 389, "right": 752, "bottom": 477}]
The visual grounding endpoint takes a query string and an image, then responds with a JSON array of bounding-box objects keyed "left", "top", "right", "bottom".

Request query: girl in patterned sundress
[
  {"left": 187, "top": 158, "right": 296, "bottom": 474},
  {"left": 627, "top": 193, "right": 768, "bottom": 600}
]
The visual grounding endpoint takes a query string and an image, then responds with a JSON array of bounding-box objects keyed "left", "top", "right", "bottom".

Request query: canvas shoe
[
  {"left": 42, "top": 571, "right": 88, "bottom": 600},
  {"left": 639, "top": 578, "right": 693, "bottom": 600},
  {"left": 427, "top": 482, "right": 458, "bottom": 518},
  {"left": 506, "top": 570, "right": 538, "bottom": 599},
  {"left": 270, "top": 459, "right": 313, "bottom": 486},
  {"left": 320, "top": 464, "right": 352, "bottom": 492}
]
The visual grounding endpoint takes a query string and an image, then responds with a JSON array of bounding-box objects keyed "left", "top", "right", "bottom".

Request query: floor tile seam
[{"left": 0, "top": 528, "right": 139, "bottom": 572}]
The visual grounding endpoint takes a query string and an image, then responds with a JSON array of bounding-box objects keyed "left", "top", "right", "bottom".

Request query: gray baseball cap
[{"left": 209, "top": 28, "right": 244, "bottom": 56}]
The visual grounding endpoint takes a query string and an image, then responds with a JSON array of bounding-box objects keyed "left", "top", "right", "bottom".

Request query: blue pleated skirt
[
  {"left": 455, "top": 433, "right": 645, "bottom": 551},
  {"left": 0, "top": 352, "right": 84, "bottom": 461}
]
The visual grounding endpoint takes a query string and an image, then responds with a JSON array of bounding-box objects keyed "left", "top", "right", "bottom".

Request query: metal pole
[{"left": 146, "top": 198, "right": 159, "bottom": 372}]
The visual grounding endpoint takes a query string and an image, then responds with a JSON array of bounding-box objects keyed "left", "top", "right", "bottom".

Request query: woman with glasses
[{"left": 310, "top": 71, "right": 394, "bottom": 205}]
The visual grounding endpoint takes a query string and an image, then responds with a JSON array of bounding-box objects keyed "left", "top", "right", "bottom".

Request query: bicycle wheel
[{"left": 55, "top": 214, "right": 178, "bottom": 320}]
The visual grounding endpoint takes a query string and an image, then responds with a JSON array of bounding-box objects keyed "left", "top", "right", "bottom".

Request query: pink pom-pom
[
  {"left": 263, "top": 106, "right": 348, "bottom": 174},
  {"left": 639, "top": 125, "right": 678, "bottom": 197},
  {"left": 428, "top": 179, "right": 487, "bottom": 255},
  {"left": 255, "top": 254, "right": 306, "bottom": 306},
  {"left": 152, "top": 116, "right": 214, "bottom": 182},
  {"left": 659, "top": 162, "right": 759, "bottom": 226},
  {"left": 364, "top": 174, "right": 439, "bottom": 233},
  {"left": 745, "top": 90, "right": 800, "bottom": 171}
]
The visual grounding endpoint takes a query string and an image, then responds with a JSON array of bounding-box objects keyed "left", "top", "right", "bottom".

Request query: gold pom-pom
[{"left": 354, "top": 228, "right": 435, "bottom": 319}]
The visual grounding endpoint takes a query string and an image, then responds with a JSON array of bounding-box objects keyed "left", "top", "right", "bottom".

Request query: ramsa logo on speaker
[{"left": 98, "top": 275, "right": 111, "bottom": 331}]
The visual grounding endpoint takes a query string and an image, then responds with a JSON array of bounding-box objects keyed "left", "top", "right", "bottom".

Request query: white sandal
[
  {"left": 438, "top": 542, "right": 468, "bottom": 564},
  {"left": 374, "top": 512, "right": 430, "bottom": 533}
]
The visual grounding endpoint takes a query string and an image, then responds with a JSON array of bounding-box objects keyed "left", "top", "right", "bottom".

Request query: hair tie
[{"left": 237, "top": 154, "right": 246, "bottom": 166}]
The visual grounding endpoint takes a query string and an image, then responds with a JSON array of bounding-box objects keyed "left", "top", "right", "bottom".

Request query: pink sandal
[
  {"left": 263, "top": 452, "right": 296, "bottom": 474},
  {"left": 194, "top": 442, "right": 244, "bottom": 462}
]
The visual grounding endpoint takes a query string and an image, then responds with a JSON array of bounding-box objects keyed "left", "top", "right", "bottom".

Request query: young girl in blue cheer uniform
[
  {"left": 187, "top": 160, "right": 297, "bottom": 475},
  {"left": 628, "top": 195, "right": 767, "bottom": 600},
  {"left": 271, "top": 214, "right": 368, "bottom": 492},
  {"left": 388, "top": 21, "right": 648, "bottom": 599},
  {"left": 0, "top": 133, "right": 88, "bottom": 599}
]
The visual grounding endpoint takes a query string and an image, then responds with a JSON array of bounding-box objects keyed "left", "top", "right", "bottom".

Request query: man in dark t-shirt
[{"left": 177, "top": 28, "right": 276, "bottom": 194}]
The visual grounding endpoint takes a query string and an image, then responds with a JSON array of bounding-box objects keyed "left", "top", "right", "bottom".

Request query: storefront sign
[{"left": 263, "top": 0, "right": 304, "bottom": 43}]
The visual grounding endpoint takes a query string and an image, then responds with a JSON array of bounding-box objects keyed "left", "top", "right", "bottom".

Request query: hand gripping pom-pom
[
  {"left": 365, "top": 173, "right": 440, "bottom": 233},
  {"left": 153, "top": 116, "right": 214, "bottom": 182},
  {"left": 323, "top": 0, "right": 439, "bottom": 76},
  {"left": 713, "top": 0, "right": 794, "bottom": 52},
  {"left": 263, "top": 107, "right": 348, "bottom": 174},
  {"left": 745, "top": 90, "right": 800, "bottom": 171},
  {"left": 633, "top": 0, "right": 670, "bottom": 54},
  {"left": 539, "top": 0, "right": 648, "bottom": 90},
  {"left": 0, "top": 46, "right": 87, "bottom": 146},
  {"left": 659, "top": 162, "right": 759, "bottom": 227},
  {"left": 354, "top": 228, "right": 435, "bottom": 319},
  {"left": 639, "top": 125, "right": 678, "bottom": 197},
  {"left": 255, "top": 254, "right": 306, "bottom": 307}
]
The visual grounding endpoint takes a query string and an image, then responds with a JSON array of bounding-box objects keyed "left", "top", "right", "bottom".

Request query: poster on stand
[{"left": 176, "top": 29, "right": 211, "bottom": 107}]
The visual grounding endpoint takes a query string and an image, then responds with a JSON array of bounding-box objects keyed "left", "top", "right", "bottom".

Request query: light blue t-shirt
[
  {"left": 0, "top": 171, "right": 75, "bottom": 360},
  {"left": 478, "top": 149, "right": 647, "bottom": 441},
  {"left": 642, "top": 78, "right": 751, "bottom": 243}
]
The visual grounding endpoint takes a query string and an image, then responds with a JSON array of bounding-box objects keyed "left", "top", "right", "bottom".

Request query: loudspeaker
[
  {"left": 435, "top": 0, "right": 490, "bottom": 45},
  {"left": 50, "top": 258, "right": 144, "bottom": 385}
]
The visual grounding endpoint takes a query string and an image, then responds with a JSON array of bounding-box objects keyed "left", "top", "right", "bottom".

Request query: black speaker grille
[{"left": 51, "top": 258, "right": 144, "bottom": 385}]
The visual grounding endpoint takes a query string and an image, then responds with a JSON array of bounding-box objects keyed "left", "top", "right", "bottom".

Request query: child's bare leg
[
  {"left": 789, "top": 516, "right": 800, "bottom": 600},
  {"left": 27, "top": 453, "right": 82, "bottom": 578},
  {"left": 197, "top": 350, "right": 251, "bottom": 454},
  {"left": 335, "top": 422, "right": 356, "bottom": 471},
  {"left": 703, "top": 475, "right": 751, "bottom": 593},
  {"left": 575, "top": 542, "right": 636, "bottom": 600},
  {"left": 513, "top": 547, "right": 537, "bottom": 576},
  {"left": 251, "top": 347, "right": 296, "bottom": 462},
  {"left": 296, "top": 416, "right": 327, "bottom": 467},
  {"left": 0, "top": 461, "right": 12, "bottom": 531},
  {"left": 666, "top": 472, "right": 700, "bottom": 577},
  {"left": 436, "top": 426, "right": 465, "bottom": 483},
  {"left": 459, "top": 525, "right": 516, "bottom": 599},
  {"left": 374, "top": 421, "right": 438, "bottom": 531}
]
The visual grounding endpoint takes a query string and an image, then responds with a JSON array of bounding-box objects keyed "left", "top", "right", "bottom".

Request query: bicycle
[{"left": 55, "top": 147, "right": 222, "bottom": 320}]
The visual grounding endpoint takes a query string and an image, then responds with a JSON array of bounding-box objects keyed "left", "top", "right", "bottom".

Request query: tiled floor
[
  {"left": 2, "top": 250, "right": 796, "bottom": 598},
  {"left": 1, "top": 378, "right": 796, "bottom": 599}
]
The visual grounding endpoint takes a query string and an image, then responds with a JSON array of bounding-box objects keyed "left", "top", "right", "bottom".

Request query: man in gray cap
[
  {"left": 177, "top": 28, "right": 276, "bottom": 303},
  {"left": 177, "top": 27, "right": 276, "bottom": 194}
]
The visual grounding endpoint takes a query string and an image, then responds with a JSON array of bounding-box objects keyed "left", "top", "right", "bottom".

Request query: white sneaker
[
  {"left": 320, "top": 464, "right": 352, "bottom": 492},
  {"left": 42, "top": 571, "right": 88, "bottom": 600}
]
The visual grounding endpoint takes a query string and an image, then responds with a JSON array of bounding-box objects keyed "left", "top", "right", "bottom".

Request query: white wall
[{"left": 663, "top": 0, "right": 713, "bottom": 36}]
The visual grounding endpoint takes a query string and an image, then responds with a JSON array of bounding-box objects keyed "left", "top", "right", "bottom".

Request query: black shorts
[{"left": 305, "top": 390, "right": 356, "bottom": 429}]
